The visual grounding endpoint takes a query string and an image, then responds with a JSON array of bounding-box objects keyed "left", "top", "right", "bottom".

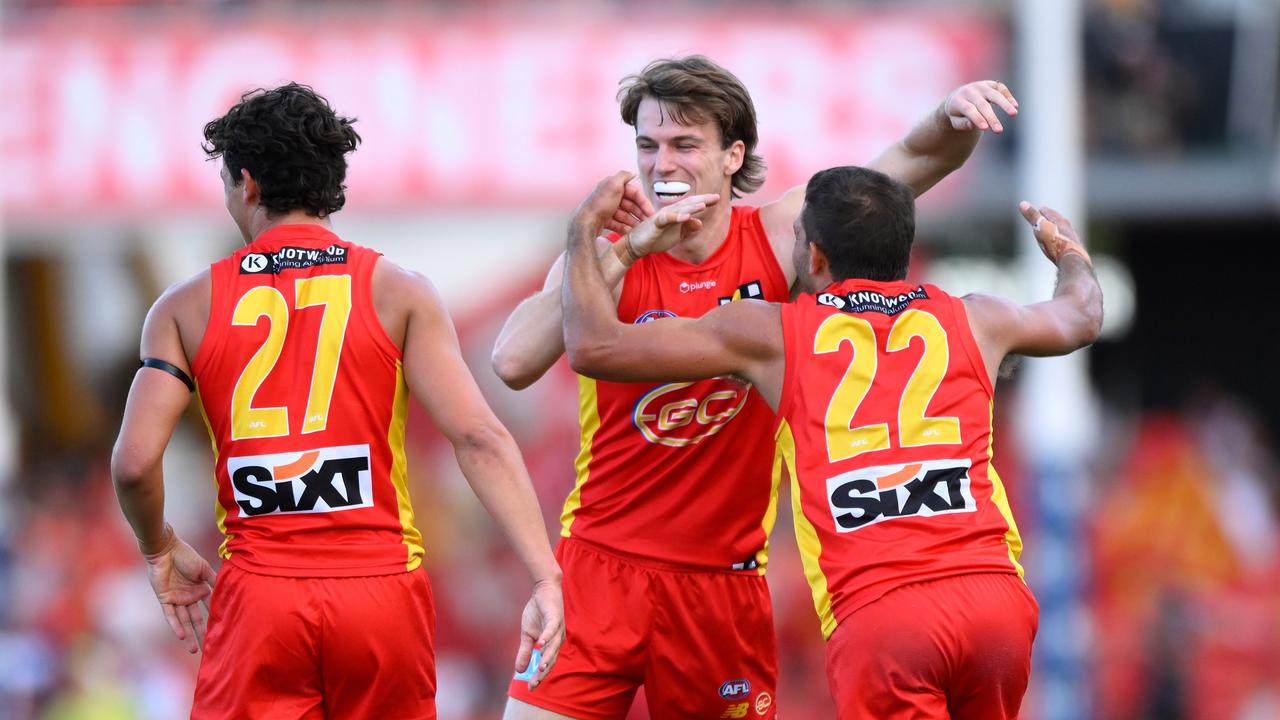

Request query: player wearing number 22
[
  {"left": 111, "top": 84, "right": 564, "bottom": 719},
  {"left": 562, "top": 166, "right": 1103, "bottom": 719}
]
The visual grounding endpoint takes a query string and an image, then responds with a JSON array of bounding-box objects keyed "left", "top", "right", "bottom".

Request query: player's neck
[
  {"left": 666, "top": 201, "right": 732, "bottom": 266},
  {"left": 244, "top": 209, "right": 332, "bottom": 245}
]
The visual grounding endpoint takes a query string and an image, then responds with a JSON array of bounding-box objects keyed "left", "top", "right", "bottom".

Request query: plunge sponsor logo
[
  {"left": 826, "top": 458, "right": 975, "bottom": 532},
  {"left": 227, "top": 444, "right": 373, "bottom": 517}
]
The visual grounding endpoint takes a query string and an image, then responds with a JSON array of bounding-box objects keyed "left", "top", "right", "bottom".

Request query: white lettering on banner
[{"left": 1, "top": 14, "right": 998, "bottom": 218}]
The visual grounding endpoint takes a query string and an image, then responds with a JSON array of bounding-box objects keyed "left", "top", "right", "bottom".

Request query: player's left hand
[
  {"left": 944, "top": 80, "right": 1018, "bottom": 134},
  {"left": 1018, "top": 201, "right": 1092, "bottom": 267},
  {"left": 514, "top": 577, "right": 565, "bottom": 689}
]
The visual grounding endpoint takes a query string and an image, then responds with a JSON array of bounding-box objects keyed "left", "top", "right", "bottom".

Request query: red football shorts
[
  {"left": 825, "top": 572, "right": 1038, "bottom": 720},
  {"left": 191, "top": 563, "right": 437, "bottom": 720},
  {"left": 508, "top": 537, "right": 778, "bottom": 719}
]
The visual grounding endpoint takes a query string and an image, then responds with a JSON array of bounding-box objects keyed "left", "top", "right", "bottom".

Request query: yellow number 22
[{"left": 815, "top": 309, "right": 961, "bottom": 463}]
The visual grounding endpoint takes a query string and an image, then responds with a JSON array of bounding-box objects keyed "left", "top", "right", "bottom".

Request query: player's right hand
[
  {"left": 1018, "top": 201, "right": 1092, "bottom": 268},
  {"left": 144, "top": 535, "right": 217, "bottom": 654},
  {"left": 627, "top": 193, "right": 721, "bottom": 257},
  {"left": 574, "top": 171, "right": 638, "bottom": 234},
  {"left": 515, "top": 577, "right": 565, "bottom": 690}
]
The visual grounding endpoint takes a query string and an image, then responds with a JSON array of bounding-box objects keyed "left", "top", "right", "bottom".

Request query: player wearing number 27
[
  {"left": 110, "top": 83, "right": 563, "bottom": 718},
  {"left": 562, "top": 167, "right": 1102, "bottom": 719}
]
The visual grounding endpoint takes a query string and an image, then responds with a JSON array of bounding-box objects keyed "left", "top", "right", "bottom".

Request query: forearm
[
  {"left": 1054, "top": 254, "right": 1104, "bottom": 340},
  {"left": 871, "top": 102, "right": 979, "bottom": 196},
  {"left": 562, "top": 221, "right": 624, "bottom": 371},
  {"left": 111, "top": 456, "right": 172, "bottom": 555},
  {"left": 454, "top": 429, "right": 561, "bottom": 584},
  {"left": 492, "top": 243, "right": 631, "bottom": 389}
]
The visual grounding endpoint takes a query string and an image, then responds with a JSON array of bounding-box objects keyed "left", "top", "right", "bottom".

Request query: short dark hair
[
  {"left": 618, "top": 56, "right": 765, "bottom": 199},
  {"left": 203, "top": 83, "right": 361, "bottom": 217},
  {"left": 801, "top": 166, "right": 916, "bottom": 282}
]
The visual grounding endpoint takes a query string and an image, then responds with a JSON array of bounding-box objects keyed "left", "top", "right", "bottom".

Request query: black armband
[{"left": 140, "top": 358, "right": 195, "bottom": 393}]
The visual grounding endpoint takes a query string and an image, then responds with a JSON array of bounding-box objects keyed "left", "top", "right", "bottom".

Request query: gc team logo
[
  {"left": 635, "top": 309, "right": 677, "bottom": 324},
  {"left": 227, "top": 444, "right": 374, "bottom": 517},
  {"left": 826, "top": 458, "right": 976, "bottom": 532},
  {"left": 632, "top": 378, "right": 750, "bottom": 447},
  {"left": 754, "top": 692, "right": 773, "bottom": 716}
]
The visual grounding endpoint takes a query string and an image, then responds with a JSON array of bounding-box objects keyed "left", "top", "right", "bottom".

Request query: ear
[
  {"left": 239, "top": 168, "right": 261, "bottom": 207},
  {"left": 723, "top": 139, "right": 744, "bottom": 177},
  {"left": 808, "top": 242, "right": 829, "bottom": 277}
]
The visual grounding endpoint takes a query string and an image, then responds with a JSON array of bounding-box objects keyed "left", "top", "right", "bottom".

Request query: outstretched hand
[
  {"left": 513, "top": 578, "right": 565, "bottom": 690},
  {"left": 144, "top": 532, "right": 216, "bottom": 654},
  {"left": 1018, "top": 201, "right": 1092, "bottom": 267},
  {"left": 945, "top": 80, "right": 1019, "bottom": 133},
  {"left": 627, "top": 192, "right": 721, "bottom": 258}
]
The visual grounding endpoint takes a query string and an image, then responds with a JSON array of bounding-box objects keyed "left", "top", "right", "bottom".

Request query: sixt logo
[
  {"left": 239, "top": 245, "right": 348, "bottom": 274},
  {"left": 632, "top": 378, "right": 750, "bottom": 448},
  {"left": 227, "top": 445, "right": 373, "bottom": 517},
  {"left": 718, "top": 280, "right": 763, "bottom": 306},
  {"left": 635, "top": 309, "right": 677, "bottom": 324},
  {"left": 719, "top": 679, "right": 751, "bottom": 700},
  {"left": 827, "top": 458, "right": 976, "bottom": 532}
]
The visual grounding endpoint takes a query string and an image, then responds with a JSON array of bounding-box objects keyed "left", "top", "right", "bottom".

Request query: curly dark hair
[
  {"left": 203, "top": 83, "right": 361, "bottom": 217},
  {"left": 618, "top": 56, "right": 765, "bottom": 199}
]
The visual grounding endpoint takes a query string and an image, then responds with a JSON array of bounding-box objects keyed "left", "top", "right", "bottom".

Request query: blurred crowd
[
  {"left": 2, "top": 275, "right": 1278, "bottom": 719},
  {"left": 3, "top": 1, "right": 1277, "bottom": 719}
]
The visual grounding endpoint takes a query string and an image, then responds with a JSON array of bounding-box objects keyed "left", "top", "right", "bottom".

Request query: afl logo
[
  {"left": 719, "top": 679, "right": 751, "bottom": 700},
  {"left": 240, "top": 253, "right": 270, "bottom": 274},
  {"left": 635, "top": 309, "right": 677, "bottom": 324},
  {"left": 632, "top": 377, "right": 750, "bottom": 447}
]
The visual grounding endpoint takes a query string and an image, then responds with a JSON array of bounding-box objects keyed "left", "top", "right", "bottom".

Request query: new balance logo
[
  {"left": 228, "top": 445, "right": 373, "bottom": 517},
  {"left": 826, "top": 459, "right": 976, "bottom": 532},
  {"left": 718, "top": 280, "right": 763, "bottom": 306}
]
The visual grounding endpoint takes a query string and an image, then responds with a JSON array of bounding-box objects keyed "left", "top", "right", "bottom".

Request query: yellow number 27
[{"left": 230, "top": 275, "right": 352, "bottom": 440}]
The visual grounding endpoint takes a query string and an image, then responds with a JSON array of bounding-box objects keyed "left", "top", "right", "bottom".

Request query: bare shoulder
[
  {"left": 148, "top": 268, "right": 212, "bottom": 331},
  {"left": 960, "top": 292, "right": 1020, "bottom": 328},
  {"left": 143, "top": 268, "right": 212, "bottom": 366},
  {"left": 704, "top": 299, "right": 784, "bottom": 357},
  {"left": 373, "top": 256, "right": 445, "bottom": 309}
]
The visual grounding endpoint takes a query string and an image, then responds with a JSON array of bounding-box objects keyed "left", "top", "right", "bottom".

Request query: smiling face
[{"left": 633, "top": 96, "right": 744, "bottom": 208}]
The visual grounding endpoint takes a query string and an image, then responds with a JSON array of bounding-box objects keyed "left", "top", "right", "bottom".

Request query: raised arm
[
  {"left": 963, "top": 202, "right": 1105, "bottom": 385},
  {"left": 111, "top": 282, "right": 216, "bottom": 655},
  {"left": 491, "top": 186, "right": 716, "bottom": 389},
  {"left": 759, "top": 81, "right": 1019, "bottom": 285},
  {"left": 562, "top": 172, "right": 785, "bottom": 408},
  {"left": 391, "top": 263, "right": 563, "bottom": 686},
  {"left": 490, "top": 238, "right": 632, "bottom": 390},
  {"left": 866, "top": 80, "right": 1018, "bottom": 196}
]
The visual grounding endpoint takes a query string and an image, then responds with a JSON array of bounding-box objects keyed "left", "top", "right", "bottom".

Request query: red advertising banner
[{"left": 2, "top": 10, "right": 1001, "bottom": 219}]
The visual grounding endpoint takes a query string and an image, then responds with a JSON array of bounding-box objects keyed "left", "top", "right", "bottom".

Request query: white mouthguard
[{"left": 653, "top": 181, "right": 691, "bottom": 195}]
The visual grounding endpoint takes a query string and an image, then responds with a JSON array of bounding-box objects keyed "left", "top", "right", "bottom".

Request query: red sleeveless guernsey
[
  {"left": 560, "top": 206, "right": 790, "bottom": 571},
  {"left": 776, "top": 279, "right": 1026, "bottom": 638},
  {"left": 191, "top": 225, "right": 422, "bottom": 577}
]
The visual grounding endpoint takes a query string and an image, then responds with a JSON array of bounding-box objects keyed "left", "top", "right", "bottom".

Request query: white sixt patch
[{"left": 653, "top": 181, "right": 691, "bottom": 199}]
